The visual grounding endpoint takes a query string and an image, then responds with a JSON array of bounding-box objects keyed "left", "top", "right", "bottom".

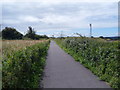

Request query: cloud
[
  {"left": 1, "top": 1, "right": 118, "bottom": 37},
  {"left": 21, "top": 16, "right": 40, "bottom": 23},
  {"left": 39, "top": 14, "right": 72, "bottom": 24},
  {"left": 1, "top": 0, "right": 119, "bottom": 3}
]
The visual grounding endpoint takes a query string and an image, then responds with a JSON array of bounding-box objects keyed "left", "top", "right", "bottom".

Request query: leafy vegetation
[
  {"left": 2, "top": 27, "right": 23, "bottom": 40},
  {"left": 24, "top": 27, "right": 48, "bottom": 40},
  {"left": 55, "top": 37, "right": 120, "bottom": 89},
  {"left": 2, "top": 27, "right": 49, "bottom": 40},
  {"left": 2, "top": 40, "right": 50, "bottom": 88}
]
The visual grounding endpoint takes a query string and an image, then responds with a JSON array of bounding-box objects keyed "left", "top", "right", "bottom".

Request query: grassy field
[
  {"left": 2, "top": 40, "right": 47, "bottom": 57},
  {"left": 55, "top": 37, "right": 120, "bottom": 89},
  {"left": 2, "top": 40, "right": 50, "bottom": 88}
]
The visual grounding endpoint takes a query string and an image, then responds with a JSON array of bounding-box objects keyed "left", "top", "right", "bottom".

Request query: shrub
[
  {"left": 2, "top": 41, "right": 50, "bottom": 88},
  {"left": 55, "top": 37, "right": 120, "bottom": 89}
]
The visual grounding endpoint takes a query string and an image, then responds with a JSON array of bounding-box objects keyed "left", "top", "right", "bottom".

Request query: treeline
[{"left": 0, "top": 27, "right": 49, "bottom": 40}]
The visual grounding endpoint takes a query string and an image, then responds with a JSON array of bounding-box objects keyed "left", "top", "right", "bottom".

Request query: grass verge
[{"left": 55, "top": 38, "right": 120, "bottom": 89}]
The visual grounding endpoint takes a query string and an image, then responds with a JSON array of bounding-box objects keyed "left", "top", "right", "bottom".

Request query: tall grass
[
  {"left": 55, "top": 37, "right": 120, "bottom": 89},
  {"left": 2, "top": 40, "right": 47, "bottom": 55},
  {"left": 2, "top": 40, "right": 50, "bottom": 88}
]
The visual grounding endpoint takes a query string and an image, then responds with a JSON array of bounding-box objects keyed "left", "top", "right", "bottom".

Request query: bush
[
  {"left": 2, "top": 41, "right": 50, "bottom": 88},
  {"left": 55, "top": 37, "right": 120, "bottom": 89},
  {"left": 2, "top": 27, "right": 23, "bottom": 40}
]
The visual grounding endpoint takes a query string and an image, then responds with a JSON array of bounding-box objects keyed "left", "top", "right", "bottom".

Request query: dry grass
[{"left": 1, "top": 40, "right": 48, "bottom": 57}]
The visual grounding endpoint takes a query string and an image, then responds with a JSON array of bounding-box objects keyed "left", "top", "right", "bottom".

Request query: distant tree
[
  {"left": 2, "top": 27, "right": 23, "bottom": 40},
  {"left": 0, "top": 31, "right": 1, "bottom": 37},
  {"left": 99, "top": 36, "right": 104, "bottom": 39},
  {"left": 24, "top": 27, "right": 49, "bottom": 40},
  {"left": 36, "top": 35, "right": 49, "bottom": 39},
  {"left": 24, "top": 26, "right": 36, "bottom": 39},
  {"left": 75, "top": 33, "right": 83, "bottom": 37},
  {"left": 34, "top": 34, "right": 41, "bottom": 40},
  {"left": 42, "top": 35, "right": 49, "bottom": 39}
]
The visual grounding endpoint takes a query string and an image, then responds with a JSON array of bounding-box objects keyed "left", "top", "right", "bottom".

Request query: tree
[
  {"left": 99, "top": 36, "right": 104, "bottom": 39},
  {"left": 34, "top": 35, "right": 49, "bottom": 39},
  {"left": 75, "top": 33, "right": 83, "bottom": 37},
  {"left": 2, "top": 27, "right": 23, "bottom": 39},
  {"left": 41, "top": 35, "right": 49, "bottom": 39},
  {"left": 24, "top": 26, "right": 36, "bottom": 39},
  {"left": 24, "top": 27, "right": 49, "bottom": 40},
  {"left": 0, "top": 31, "right": 1, "bottom": 37}
]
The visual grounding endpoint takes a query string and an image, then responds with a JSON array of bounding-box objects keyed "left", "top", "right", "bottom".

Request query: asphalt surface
[{"left": 41, "top": 41, "right": 111, "bottom": 88}]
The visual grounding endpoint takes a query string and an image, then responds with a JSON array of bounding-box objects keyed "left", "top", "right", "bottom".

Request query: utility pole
[
  {"left": 52, "top": 35, "right": 54, "bottom": 38},
  {"left": 60, "top": 31, "right": 63, "bottom": 38},
  {"left": 90, "top": 24, "right": 92, "bottom": 37}
]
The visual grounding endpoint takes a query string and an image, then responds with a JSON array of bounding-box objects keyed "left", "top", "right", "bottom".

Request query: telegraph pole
[
  {"left": 60, "top": 31, "right": 63, "bottom": 38},
  {"left": 90, "top": 24, "right": 92, "bottom": 37},
  {"left": 52, "top": 35, "right": 54, "bottom": 38}
]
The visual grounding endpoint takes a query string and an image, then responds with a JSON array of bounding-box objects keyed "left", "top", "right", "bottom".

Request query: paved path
[{"left": 41, "top": 41, "right": 111, "bottom": 88}]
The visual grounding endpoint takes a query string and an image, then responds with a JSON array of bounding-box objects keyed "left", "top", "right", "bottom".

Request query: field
[
  {"left": 2, "top": 40, "right": 50, "bottom": 88},
  {"left": 2, "top": 40, "right": 47, "bottom": 56},
  {"left": 55, "top": 37, "right": 120, "bottom": 89}
]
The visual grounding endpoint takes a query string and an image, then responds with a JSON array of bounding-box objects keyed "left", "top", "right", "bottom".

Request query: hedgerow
[
  {"left": 2, "top": 41, "right": 50, "bottom": 88},
  {"left": 55, "top": 37, "right": 120, "bottom": 89}
]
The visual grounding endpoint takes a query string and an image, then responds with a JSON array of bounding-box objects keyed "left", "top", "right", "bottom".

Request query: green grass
[
  {"left": 2, "top": 40, "right": 50, "bottom": 88},
  {"left": 55, "top": 37, "right": 120, "bottom": 89}
]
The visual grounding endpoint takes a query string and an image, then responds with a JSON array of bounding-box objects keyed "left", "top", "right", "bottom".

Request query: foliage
[
  {"left": 0, "top": 31, "right": 1, "bottom": 37},
  {"left": 1, "top": 26, "right": 49, "bottom": 40},
  {"left": 24, "top": 27, "right": 49, "bottom": 40},
  {"left": 2, "top": 40, "right": 50, "bottom": 88},
  {"left": 99, "top": 36, "right": 104, "bottom": 39},
  {"left": 2, "top": 27, "right": 23, "bottom": 40},
  {"left": 38, "top": 35, "right": 49, "bottom": 39},
  {"left": 24, "top": 27, "right": 36, "bottom": 39},
  {"left": 55, "top": 37, "right": 120, "bottom": 89}
]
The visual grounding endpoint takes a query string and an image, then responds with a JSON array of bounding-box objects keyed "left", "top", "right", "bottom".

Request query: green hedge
[
  {"left": 55, "top": 38, "right": 120, "bottom": 89},
  {"left": 2, "top": 41, "right": 50, "bottom": 88}
]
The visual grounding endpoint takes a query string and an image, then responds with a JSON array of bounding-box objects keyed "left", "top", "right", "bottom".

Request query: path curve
[{"left": 41, "top": 41, "right": 111, "bottom": 88}]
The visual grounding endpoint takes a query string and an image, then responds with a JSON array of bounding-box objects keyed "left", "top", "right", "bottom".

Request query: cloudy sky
[{"left": 0, "top": 0, "right": 119, "bottom": 37}]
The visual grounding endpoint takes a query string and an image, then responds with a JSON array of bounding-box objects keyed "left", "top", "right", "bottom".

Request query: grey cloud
[{"left": 2, "top": 2, "right": 117, "bottom": 36}]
